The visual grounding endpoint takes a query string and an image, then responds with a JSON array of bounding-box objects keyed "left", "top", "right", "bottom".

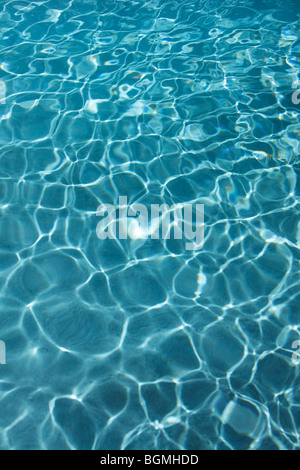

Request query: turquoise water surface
[{"left": 0, "top": 0, "right": 300, "bottom": 450}]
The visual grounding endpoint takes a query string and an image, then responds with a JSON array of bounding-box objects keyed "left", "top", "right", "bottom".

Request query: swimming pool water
[{"left": 0, "top": 0, "right": 299, "bottom": 450}]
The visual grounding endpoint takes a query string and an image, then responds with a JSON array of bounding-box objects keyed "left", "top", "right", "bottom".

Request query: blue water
[{"left": 0, "top": 0, "right": 299, "bottom": 451}]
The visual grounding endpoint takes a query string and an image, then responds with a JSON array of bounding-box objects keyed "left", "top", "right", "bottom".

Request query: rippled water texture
[{"left": 0, "top": 0, "right": 299, "bottom": 450}]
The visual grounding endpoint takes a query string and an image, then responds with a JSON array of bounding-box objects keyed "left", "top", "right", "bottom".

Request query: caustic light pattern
[{"left": 0, "top": 0, "right": 300, "bottom": 451}]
